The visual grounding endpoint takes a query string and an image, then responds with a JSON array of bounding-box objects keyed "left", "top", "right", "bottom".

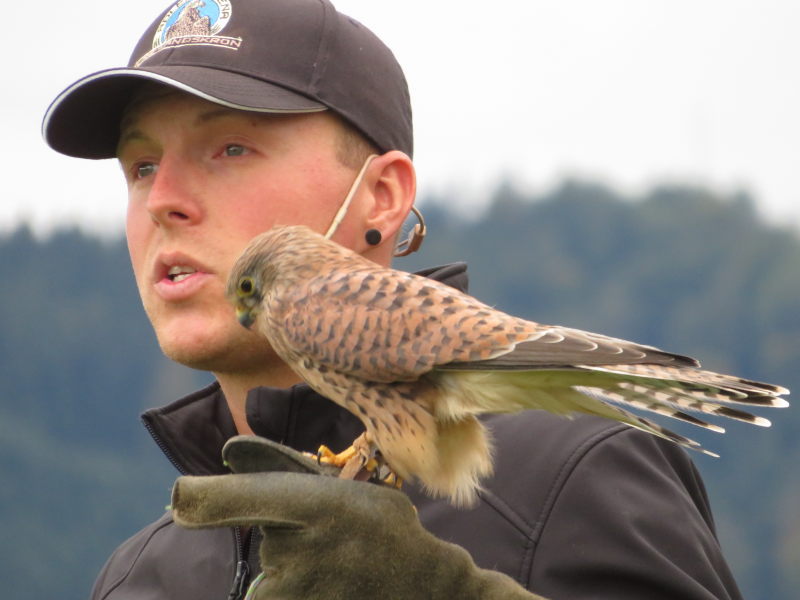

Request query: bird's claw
[
  {"left": 310, "top": 434, "right": 404, "bottom": 489},
  {"left": 315, "top": 444, "right": 356, "bottom": 467}
]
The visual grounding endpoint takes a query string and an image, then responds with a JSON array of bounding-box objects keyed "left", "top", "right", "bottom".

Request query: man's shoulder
[
  {"left": 408, "top": 411, "right": 709, "bottom": 587},
  {"left": 90, "top": 511, "right": 236, "bottom": 600},
  {"left": 91, "top": 512, "right": 173, "bottom": 599},
  {"left": 410, "top": 412, "right": 639, "bottom": 523},
  {"left": 483, "top": 411, "right": 684, "bottom": 506}
]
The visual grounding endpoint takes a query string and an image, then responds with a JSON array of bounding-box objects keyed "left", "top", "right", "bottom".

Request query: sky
[{"left": 5, "top": 0, "right": 799, "bottom": 235}]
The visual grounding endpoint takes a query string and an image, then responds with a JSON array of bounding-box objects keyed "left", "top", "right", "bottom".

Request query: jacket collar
[{"left": 141, "top": 262, "right": 469, "bottom": 476}]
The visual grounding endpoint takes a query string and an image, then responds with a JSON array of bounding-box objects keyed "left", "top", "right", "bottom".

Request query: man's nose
[{"left": 145, "top": 157, "right": 204, "bottom": 228}]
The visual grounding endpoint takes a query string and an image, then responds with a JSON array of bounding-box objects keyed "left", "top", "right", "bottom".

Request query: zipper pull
[{"left": 227, "top": 560, "right": 250, "bottom": 600}]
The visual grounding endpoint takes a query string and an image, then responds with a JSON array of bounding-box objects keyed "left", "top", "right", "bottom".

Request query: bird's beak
[{"left": 236, "top": 306, "right": 255, "bottom": 329}]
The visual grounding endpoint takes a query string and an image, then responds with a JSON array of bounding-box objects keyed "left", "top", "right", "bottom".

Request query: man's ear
[{"left": 361, "top": 150, "right": 416, "bottom": 246}]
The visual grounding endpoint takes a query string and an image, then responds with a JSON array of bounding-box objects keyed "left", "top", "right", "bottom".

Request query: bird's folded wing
[
  {"left": 438, "top": 326, "right": 700, "bottom": 370},
  {"left": 274, "top": 267, "right": 546, "bottom": 381}
]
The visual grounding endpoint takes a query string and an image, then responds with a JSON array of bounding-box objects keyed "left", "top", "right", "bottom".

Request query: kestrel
[{"left": 227, "top": 225, "right": 789, "bottom": 506}]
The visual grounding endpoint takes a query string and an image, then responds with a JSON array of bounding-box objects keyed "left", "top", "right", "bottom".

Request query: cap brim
[{"left": 42, "top": 66, "right": 327, "bottom": 159}]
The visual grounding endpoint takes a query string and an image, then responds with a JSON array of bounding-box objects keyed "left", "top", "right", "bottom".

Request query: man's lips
[
  {"left": 166, "top": 264, "right": 199, "bottom": 283},
  {"left": 152, "top": 252, "right": 215, "bottom": 300}
]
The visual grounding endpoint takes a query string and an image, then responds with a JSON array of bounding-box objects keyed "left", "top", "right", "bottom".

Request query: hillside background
[{"left": 1, "top": 179, "right": 797, "bottom": 599}]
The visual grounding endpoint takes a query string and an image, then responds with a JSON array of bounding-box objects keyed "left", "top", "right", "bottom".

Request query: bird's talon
[
  {"left": 382, "top": 471, "right": 404, "bottom": 489},
  {"left": 316, "top": 443, "right": 358, "bottom": 468}
]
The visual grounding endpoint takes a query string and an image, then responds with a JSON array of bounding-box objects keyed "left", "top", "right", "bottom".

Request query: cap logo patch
[{"left": 135, "top": 0, "right": 241, "bottom": 67}]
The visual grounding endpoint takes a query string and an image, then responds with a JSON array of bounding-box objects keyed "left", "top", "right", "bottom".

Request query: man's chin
[{"left": 157, "top": 333, "right": 281, "bottom": 374}]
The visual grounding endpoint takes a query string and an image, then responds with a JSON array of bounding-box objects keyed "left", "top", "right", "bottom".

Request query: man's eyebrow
[
  {"left": 117, "top": 105, "right": 157, "bottom": 156},
  {"left": 196, "top": 108, "right": 281, "bottom": 129},
  {"left": 196, "top": 108, "right": 244, "bottom": 124},
  {"left": 116, "top": 107, "right": 267, "bottom": 156},
  {"left": 116, "top": 128, "right": 150, "bottom": 157}
]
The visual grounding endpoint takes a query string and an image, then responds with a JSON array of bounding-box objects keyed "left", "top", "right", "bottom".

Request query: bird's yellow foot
[
  {"left": 315, "top": 433, "right": 404, "bottom": 489},
  {"left": 382, "top": 470, "right": 404, "bottom": 489},
  {"left": 315, "top": 444, "right": 357, "bottom": 468}
]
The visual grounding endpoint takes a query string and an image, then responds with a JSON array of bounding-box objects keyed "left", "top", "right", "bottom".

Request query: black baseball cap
[{"left": 42, "top": 0, "right": 412, "bottom": 159}]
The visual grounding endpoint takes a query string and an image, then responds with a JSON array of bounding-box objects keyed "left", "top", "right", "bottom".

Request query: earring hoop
[{"left": 393, "top": 205, "right": 427, "bottom": 257}]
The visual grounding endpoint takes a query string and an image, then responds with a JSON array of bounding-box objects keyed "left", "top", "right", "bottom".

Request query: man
[{"left": 43, "top": 0, "right": 744, "bottom": 598}]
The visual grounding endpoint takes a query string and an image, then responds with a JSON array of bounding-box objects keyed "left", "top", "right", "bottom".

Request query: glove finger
[
  {"left": 222, "top": 435, "right": 338, "bottom": 476},
  {"left": 171, "top": 471, "right": 416, "bottom": 530},
  {"left": 171, "top": 473, "right": 304, "bottom": 530}
]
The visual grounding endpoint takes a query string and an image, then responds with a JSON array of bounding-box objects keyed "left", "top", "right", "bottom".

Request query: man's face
[{"left": 118, "top": 90, "right": 362, "bottom": 373}]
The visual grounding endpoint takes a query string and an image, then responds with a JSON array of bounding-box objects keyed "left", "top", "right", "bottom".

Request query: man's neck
[{"left": 215, "top": 366, "right": 303, "bottom": 435}]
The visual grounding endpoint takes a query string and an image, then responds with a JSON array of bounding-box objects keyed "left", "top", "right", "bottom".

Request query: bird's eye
[{"left": 237, "top": 276, "right": 255, "bottom": 297}]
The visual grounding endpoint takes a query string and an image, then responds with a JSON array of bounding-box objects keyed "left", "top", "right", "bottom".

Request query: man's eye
[
  {"left": 223, "top": 144, "right": 248, "bottom": 157},
  {"left": 135, "top": 163, "right": 157, "bottom": 179}
]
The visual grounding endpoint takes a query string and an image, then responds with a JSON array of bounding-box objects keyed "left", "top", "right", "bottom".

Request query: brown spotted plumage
[{"left": 227, "top": 225, "right": 790, "bottom": 506}]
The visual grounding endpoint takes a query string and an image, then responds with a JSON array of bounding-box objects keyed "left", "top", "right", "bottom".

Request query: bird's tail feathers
[
  {"left": 428, "top": 368, "right": 772, "bottom": 457},
  {"left": 572, "top": 386, "right": 718, "bottom": 456},
  {"left": 574, "top": 385, "right": 726, "bottom": 432},
  {"left": 584, "top": 364, "right": 789, "bottom": 405},
  {"left": 593, "top": 381, "right": 773, "bottom": 427}
]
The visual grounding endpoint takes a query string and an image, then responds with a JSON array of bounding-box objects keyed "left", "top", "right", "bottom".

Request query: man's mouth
[{"left": 167, "top": 265, "right": 198, "bottom": 283}]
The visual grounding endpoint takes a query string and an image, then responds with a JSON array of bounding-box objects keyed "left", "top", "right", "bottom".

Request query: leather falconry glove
[{"left": 170, "top": 435, "right": 548, "bottom": 600}]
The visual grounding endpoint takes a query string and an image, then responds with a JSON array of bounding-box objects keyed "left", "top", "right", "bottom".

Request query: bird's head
[
  {"left": 226, "top": 225, "right": 329, "bottom": 329},
  {"left": 227, "top": 265, "right": 265, "bottom": 330},
  {"left": 226, "top": 234, "right": 279, "bottom": 330}
]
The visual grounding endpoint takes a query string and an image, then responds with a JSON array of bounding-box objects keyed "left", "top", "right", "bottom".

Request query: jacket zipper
[
  {"left": 144, "top": 418, "right": 253, "bottom": 599},
  {"left": 228, "top": 527, "right": 252, "bottom": 600},
  {"left": 142, "top": 419, "right": 189, "bottom": 475}
]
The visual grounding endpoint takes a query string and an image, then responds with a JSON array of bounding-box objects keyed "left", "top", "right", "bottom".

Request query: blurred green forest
[{"left": 1, "top": 179, "right": 798, "bottom": 599}]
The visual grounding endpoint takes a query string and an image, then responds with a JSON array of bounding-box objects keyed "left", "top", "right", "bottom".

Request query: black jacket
[{"left": 91, "top": 264, "right": 743, "bottom": 599}]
